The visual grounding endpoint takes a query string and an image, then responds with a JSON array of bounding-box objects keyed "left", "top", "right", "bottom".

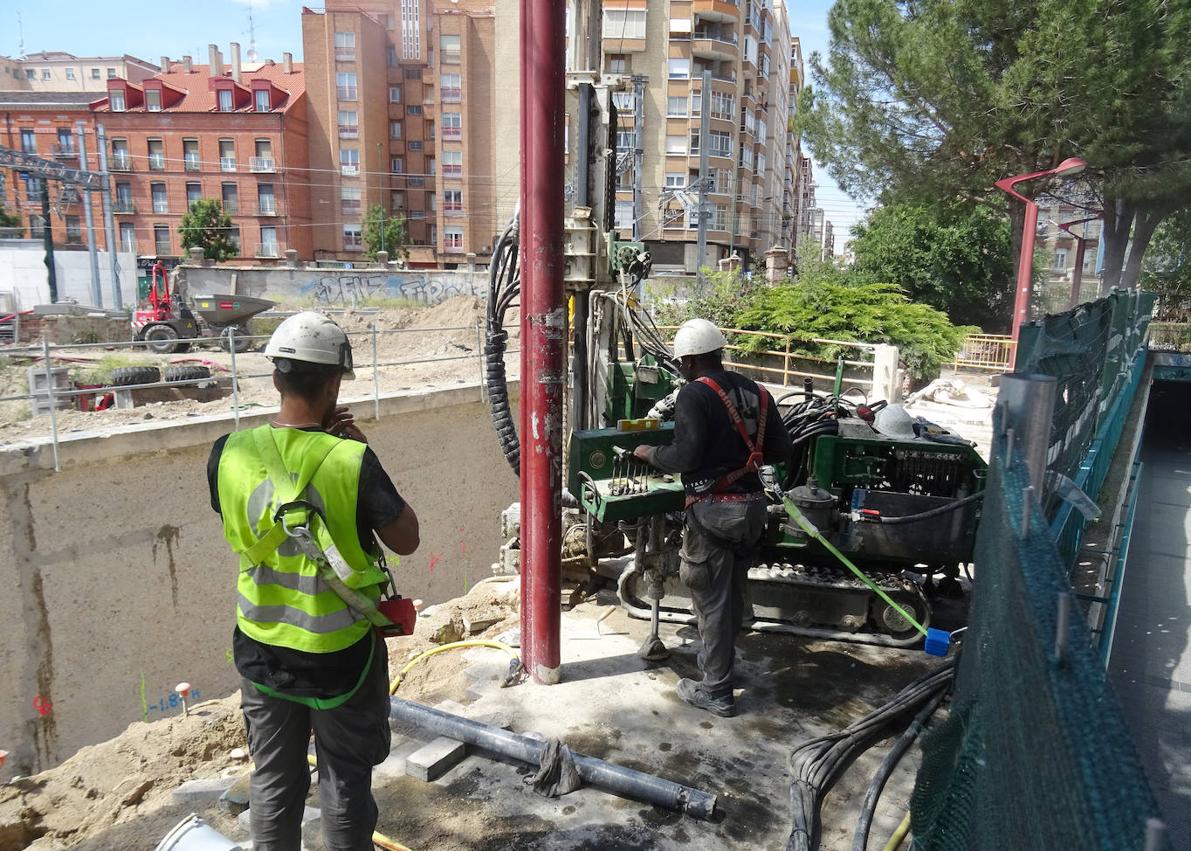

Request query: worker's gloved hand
[
  {"left": 632, "top": 445, "right": 655, "bottom": 465},
  {"left": 325, "top": 406, "right": 368, "bottom": 444}
]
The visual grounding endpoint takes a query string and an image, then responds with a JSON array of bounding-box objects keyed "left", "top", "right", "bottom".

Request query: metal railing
[
  {"left": 955, "top": 333, "right": 1015, "bottom": 371},
  {"left": 249, "top": 157, "right": 276, "bottom": 173},
  {"left": 1, "top": 320, "right": 515, "bottom": 473},
  {"left": 1147, "top": 321, "right": 1191, "bottom": 352}
]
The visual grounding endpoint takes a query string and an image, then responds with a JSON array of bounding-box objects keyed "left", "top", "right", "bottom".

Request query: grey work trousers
[
  {"left": 680, "top": 496, "right": 769, "bottom": 697},
  {"left": 239, "top": 636, "right": 391, "bottom": 851}
]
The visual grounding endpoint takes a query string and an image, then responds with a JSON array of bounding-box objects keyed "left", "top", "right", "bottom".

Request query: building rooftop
[
  {"left": 14, "top": 51, "right": 158, "bottom": 68},
  {"left": 92, "top": 61, "right": 305, "bottom": 115},
  {"left": 0, "top": 90, "right": 102, "bottom": 107}
]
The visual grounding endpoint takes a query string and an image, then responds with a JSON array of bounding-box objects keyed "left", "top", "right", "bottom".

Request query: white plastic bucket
[{"left": 154, "top": 814, "right": 245, "bottom": 851}]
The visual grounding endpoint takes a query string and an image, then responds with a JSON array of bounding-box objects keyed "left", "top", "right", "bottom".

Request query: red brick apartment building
[
  {"left": 301, "top": 1, "right": 498, "bottom": 267},
  {"left": 0, "top": 47, "right": 311, "bottom": 262}
]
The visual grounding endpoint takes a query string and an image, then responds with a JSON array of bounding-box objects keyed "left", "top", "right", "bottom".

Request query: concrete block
[
  {"left": 171, "top": 775, "right": 237, "bottom": 804},
  {"left": 405, "top": 736, "right": 466, "bottom": 782},
  {"left": 219, "top": 770, "right": 253, "bottom": 813}
]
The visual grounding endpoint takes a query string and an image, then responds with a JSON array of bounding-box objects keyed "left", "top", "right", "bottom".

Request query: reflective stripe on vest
[{"left": 218, "top": 426, "right": 388, "bottom": 654}]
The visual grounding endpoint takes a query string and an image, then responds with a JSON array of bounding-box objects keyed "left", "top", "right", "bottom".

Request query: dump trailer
[{"left": 132, "top": 262, "right": 274, "bottom": 354}]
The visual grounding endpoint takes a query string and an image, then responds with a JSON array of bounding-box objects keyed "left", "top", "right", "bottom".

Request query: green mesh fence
[{"left": 909, "top": 418, "right": 1166, "bottom": 850}]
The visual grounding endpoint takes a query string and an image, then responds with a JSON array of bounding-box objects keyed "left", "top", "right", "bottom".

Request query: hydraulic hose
[
  {"left": 867, "top": 491, "right": 985, "bottom": 525},
  {"left": 485, "top": 326, "right": 520, "bottom": 474},
  {"left": 883, "top": 813, "right": 912, "bottom": 851}
]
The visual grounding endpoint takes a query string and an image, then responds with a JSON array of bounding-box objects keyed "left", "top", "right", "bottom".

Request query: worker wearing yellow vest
[{"left": 207, "top": 312, "right": 419, "bottom": 851}]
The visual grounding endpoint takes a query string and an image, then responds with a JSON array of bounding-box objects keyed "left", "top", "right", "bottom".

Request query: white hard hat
[
  {"left": 673, "top": 318, "right": 728, "bottom": 359},
  {"left": 874, "top": 404, "right": 916, "bottom": 439},
  {"left": 265, "top": 312, "right": 355, "bottom": 379}
]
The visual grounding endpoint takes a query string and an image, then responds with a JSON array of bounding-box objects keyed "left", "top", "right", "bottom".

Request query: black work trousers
[
  {"left": 239, "top": 635, "right": 391, "bottom": 851},
  {"left": 680, "top": 495, "right": 769, "bottom": 697}
]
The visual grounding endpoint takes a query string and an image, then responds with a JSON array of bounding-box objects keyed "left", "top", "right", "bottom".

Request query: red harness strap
[{"left": 686, "top": 377, "right": 769, "bottom": 506}]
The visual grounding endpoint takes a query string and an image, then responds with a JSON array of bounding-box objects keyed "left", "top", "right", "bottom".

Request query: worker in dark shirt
[
  {"left": 634, "top": 318, "right": 791, "bottom": 717},
  {"left": 207, "top": 312, "right": 418, "bottom": 851}
]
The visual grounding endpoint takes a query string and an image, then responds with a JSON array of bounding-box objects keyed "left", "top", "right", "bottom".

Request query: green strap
[
  {"left": 782, "top": 496, "right": 929, "bottom": 637},
  {"left": 250, "top": 630, "right": 376, "bottom": 710}
]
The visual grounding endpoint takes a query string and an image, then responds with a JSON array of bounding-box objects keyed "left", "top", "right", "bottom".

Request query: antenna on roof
[
  {"left": 17, "top": 10, "right": 25, "bottom": 58},
  {"left": 247, "top": 0, "right": 258, "bottom": 62}
]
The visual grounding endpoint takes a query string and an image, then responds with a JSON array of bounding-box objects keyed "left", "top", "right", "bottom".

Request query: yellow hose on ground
[
  {"left": 389, "top": 639, "right": 521, "bottom": 695},
  {"left": 883, "top": 811, "right": 912, "bottom": 851}
]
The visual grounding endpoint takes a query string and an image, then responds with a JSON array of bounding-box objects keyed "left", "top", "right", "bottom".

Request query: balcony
[
  {"left": 220, "top": 157, "right": 237, "bottom": 172},
  {"left": 52, "top": 144, "right": 77, "bottom": 160},
  {"left": 113, "top": 200, "right": 136, "bottom": 214},
  {"left": 183, "top": 157, "right": 201, "bottom": 172},
  {"left": 338, "top": 125, "right": 359, "bottom": 139},
  {"left": 692, "top": 0, "right": 740, "bottom": 23},
  {"left": 152, "top": 202, "right": 169, "bottom": 214},
  {"left": 222, "top": 201, "right": 239, "bottom": 215},
  {"left": 255, "top": 244, "right": 280, "bottom": 258},
  {"left": 441, "top": 87, "right": 462, "bottom": 103},
  {"left": 250, "top": 157, "right": 276, "bottom": 173},
  {"left": 341, "top": 164, "right": 360, "bottom": 177},
  {"left": 692, "top": 33, "right": 738, "bottom": 62},
  {"left": 256, "top": 202, "right": 278, "bottom": 216},
  {"left": 148, "top": 155, "right": 166, "bottom": 172},
  {"left": 110, "top": 154, "right": 132, "bottom": 171},
  {"left": 334, "top": 49, "right": 356, "bottom": 62},
  {"left": 336, "top": 86, "right": 357, "bottom": 101},
  {"left": 442, "top": 127, "right": 461, "bottom": 141},
  {"left": 443, "top": 244, "right": 464, "bottom": 254}
]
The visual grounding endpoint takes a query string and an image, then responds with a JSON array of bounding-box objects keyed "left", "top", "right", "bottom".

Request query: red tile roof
[{"left": 93, "top": 61, "right": 305, "bottom": 114}]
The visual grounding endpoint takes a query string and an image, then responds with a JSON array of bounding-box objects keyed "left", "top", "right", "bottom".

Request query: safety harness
[
  {"left": 243, "top": 427, "right": 414, "bottom": 637},
  {"left": 685, "top": 376, "right": 769, "bottom": 507}
]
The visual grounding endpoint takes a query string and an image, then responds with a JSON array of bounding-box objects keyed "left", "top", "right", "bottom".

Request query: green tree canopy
[
  {"left": 178, "top": 199, "right": 236, "bottom": 261},
  {"left": 848, "top": 203, "right": 1013, "bottom": 331},
  {"left": 0, "top": 204, "right": 20, "bottom": 230},
  {"left": 362, "top": 205, "right": 409, "bottom": 261},
  {"left": 1140, "top": 209, "right": 1191, "bottom": 321}
]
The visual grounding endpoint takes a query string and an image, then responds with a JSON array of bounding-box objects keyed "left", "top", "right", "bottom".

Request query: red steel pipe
[{"left": 519, "top": 0, "right": 565, "bottom": 684}]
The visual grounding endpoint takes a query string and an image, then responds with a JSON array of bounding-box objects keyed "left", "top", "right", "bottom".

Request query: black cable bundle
[{"left": 486, "top": 215, "right": 522, "bottom": 475}]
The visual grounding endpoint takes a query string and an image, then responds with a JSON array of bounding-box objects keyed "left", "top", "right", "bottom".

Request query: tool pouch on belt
[{"left": 243, "top": 427, "right": 417, "bottom": 638}]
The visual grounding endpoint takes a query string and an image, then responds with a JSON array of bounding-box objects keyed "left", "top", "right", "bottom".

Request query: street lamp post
[
  {"left": 995, "top": 157, "right": 1087, "bottom": 344},
  {"left": 1057, "top": 216, "right": 1100, "bottom": 309}
]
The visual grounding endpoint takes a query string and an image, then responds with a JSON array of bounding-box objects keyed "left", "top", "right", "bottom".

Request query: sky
[{"left": 4, "top": 0, "right": 869, "bottom": 245}]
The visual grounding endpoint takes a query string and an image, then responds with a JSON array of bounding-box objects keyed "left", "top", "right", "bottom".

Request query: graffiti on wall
[{"left": 302, "top": 273, "right": 484, "bottom": 307}]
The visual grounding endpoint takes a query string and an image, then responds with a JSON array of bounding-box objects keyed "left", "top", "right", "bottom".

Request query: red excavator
[{"left": 132, "top": 262, "right": 274, "bottom": 354}]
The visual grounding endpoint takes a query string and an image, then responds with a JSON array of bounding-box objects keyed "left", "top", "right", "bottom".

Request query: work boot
[{"left": 676, "top": 678, "right": 736, "bottom": 718}]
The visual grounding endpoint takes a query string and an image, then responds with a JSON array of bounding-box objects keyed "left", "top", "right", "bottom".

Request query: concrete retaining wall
[
  {"left": 0, "top": 242, "right": 138, "bottom": 310},
  {"left": 0, "top": 383, "right": 519, "bottom": 779},
  {"left": 178, "top": 264, "right": 487, "bottom": 309}
]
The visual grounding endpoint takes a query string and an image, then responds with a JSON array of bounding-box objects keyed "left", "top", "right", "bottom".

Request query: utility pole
[
  {"left": 519, "top": 0, "right": 566, "bottom": 685},
  {"left": 695, "top": 69, "right": 711, "bottom": 284},
  {"left": 95, "top": 123, "right": 122, "bottom": 309},
  {"left": 75, "top": 121, "right": 102, "bottom": 307},
  {"left": 40, "top": 181, "right": 58, "bottom": 302}
]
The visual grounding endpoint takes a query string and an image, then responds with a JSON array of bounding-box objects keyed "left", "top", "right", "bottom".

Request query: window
[
  {"left": 110, "top": 90, "right": 126, "bottom": 111},
  {"left": 115, "top": 182, "right": 133, "bottom": 212},
  {"left": 757, "top": 152, "right": 766, "bottom": 175},
  {"left": 443, "top": 189, "right": 463, "bottom": 212},
  {"left": 442, "top": 112, "right": 462, "bottom": 140},
  {"left": 691, "top": 90, "right": 702, "bottom": 116},
  {"left": 254, "top": 89, "right": 271, "bottom": 112},
  {"left": 602, "top": 9, "right": 646, "bottom": 39},
  {"left": 107, "top": 67, "right": 116, "bottom": 78},
  {"left": 29, "top": 214, "right": 45, "bottom": 238},
  {"left": 709, "top": 130, "right": 732, "bottom": 158},
  {"left": 186, "top": 182, "right": 202, "bottom": 207},
  {"left": 260, "top": 225, "right": 279, "bottom": 256},
  {"left": 665, "top": 135, "right": 687, "bottom": 155},
  {"left": 615, "top": 200, "right": 634, "bottom": 230},
  {"left": 228, "top": 227, "right": 241, "bottom": 254},
  {"left": 56, "top": 128, "right": 73, "bottom": 155},
  {"left": 409, "top": 140, "right": 423, "bottom": 152},
  {"left": 390, "top": 157, "right": 404, "bottom": 173},
  {"left": 442, "top": 150, "right": 462, "bottom": 177},
  {"left": 440, "top": 73, "right": 461, "bottom": 102},
  {"left": 389, "top": 86, "right": 402, "bottom": 103},
  {"left": 25, "top": 69, "right": 35, "bottom": 80},
  {"left": 146, "top": 89, "right": 162, "bottom": 111},
  {"left": 427, "top": 157, "right": 436, "bottom": 176},
  {"left": 667, "top": 96, "right": 688, "bottom": 117},
  {"left": 336, "top": 72, "right": 358, "bottom": 100},
  {"left": 1053, "top": 248, "right": 1068, "bottom": 270},
  {"left": 670, "top": 18, "right": 693, "bottom": 35},
  {"left": 65, "top": 216, "right": 82, "bottom": 243},
  {"left": 219, "top": 139, "right": 236, "bottom": 171},
  {"left": 147, "top": 139, "right": 165, "bottom": 171},
  {"left": 665, "top": 172, "right": 686, "bottom": 189},
  {"left": 183, "top": 139, "right": 200, "bottom": 170},
  {"left": 341, "top": 185, "right": 362, "bottom": 213},
  {"left": 41, "top": 69, "right": 51, "bottom": 80},
  {"left": 340, "top": 147, "right": 359, "bottom": 175},
  {"left": 391, "top": 190, "right": 406, "bottom": 210},
  {"left": 334, "top": 31, "right": 357, "bottom": 61},
  {"left": 338, "top": 110, "right": 358, "bottom": 138},
  {"left": 444, "top": 226, "right": 463, "bottom": 251},
  {"left": 65, "top": 67, "right": 76, "bottom": 80},
  {"left": 25, "top": 176, "right": 42, "bottom": 203},
  {"left": 111, "top": 138, "right": 130, "bottom": 170},
  {"left": 440, "top": 34, "right": 461, "bottom": 62},
  {"left": 387, "top": 47, "right": 398, "bottom": 67},
  {"left": 217, "top": 88, "right": 235, "bottom": 112},
  {"left": 20, "top": 129, "right": 35, "bottom": 154},
  {"left": 252, "top": 140, "right": 274, "bottom": 171},
  {"left": 404, "top": 68, "right": 423, "bottom": 81},
  {"left": 668, "top": 58, "right": 690, "bottom": 79},
  {"left": 390, "top": 120, "right": 403, "bottom": 140},
  {"left": 689, "top": 129, "right": 701, "bottom": 154},
  {"left": 90, "top": 68, "right": 101, "bottom": 80},
  {"left": 221, "top": 182, "right": 239, "bottom": 214},
  {"left": 616, "top": 130, "right": 637, "bottom": 152},
  {"left": 711, "top": 92, "right": 734, "bottom": 120},
  {"left": 385, "top": 14, "right": 396, "bottom": 30},
  {"left": 119, "top": 222, "right": 136, "bottom": 252},
  {"left": 612, "top": 91, "right": 634, "bottom": 113},
  {"left": 154, "top": 225, "right": 171, "bottom": 254},
  {"left": 426, "top": 121, "right": 435, "bottom": 141},
  {"left": 343, "top": 224, "right": 362, "bottom": 250},
  {"left": 151, "top": 182, "right": 168, "bottom": 213},
  {"left": 407, "top": 105, "right": 423, "bottom": 116},
  {"left": 608, "top": 55, "right": 627, "bottom": 74},
  {"left": 257, "top": 183, "right": 276, "bottom": 214}
]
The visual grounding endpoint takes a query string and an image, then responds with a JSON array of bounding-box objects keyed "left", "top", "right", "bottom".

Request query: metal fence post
[
  {"left": 229, "top": 327, "right": 241, "bottom": 430},
  {"left": 997, "top": 373, "right": 1058, "bottom": 492},
  {"left": 42, "top": 338, "right": 60, "bottom": 472},
  {"left": 782, "top": 340, "right": 791, "bottom": 386},
  {"left": 371, "top": 324, "right": 380, "bottom": 421}
]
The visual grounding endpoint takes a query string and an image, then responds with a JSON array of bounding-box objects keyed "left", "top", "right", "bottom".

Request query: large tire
[
  {"left": 142, "top": 324, "right": 180, "bottom": 355},
  {"left": 164, "top": 365, "right": 212, "bottom": 383},
  {"left": 110, "top": 366, "right": 161, "bottom": 387},
  {"left": 219, "top": 325, "right": 252, "bottom": 354}
]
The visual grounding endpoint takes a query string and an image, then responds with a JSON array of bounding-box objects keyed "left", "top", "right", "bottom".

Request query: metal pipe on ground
[{"left": 389, "top": 698, "right": 718, "bottom": 820}]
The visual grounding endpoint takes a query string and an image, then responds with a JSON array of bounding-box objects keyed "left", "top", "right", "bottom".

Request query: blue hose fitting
[{"left": 924, "top": 628, "right": 951, "bottom": 657}]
